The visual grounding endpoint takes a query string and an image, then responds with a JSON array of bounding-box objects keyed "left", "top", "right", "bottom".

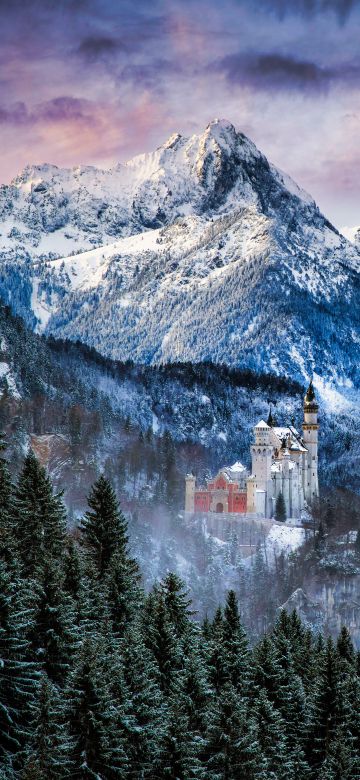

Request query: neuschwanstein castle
[{"left": 185, "top": 381, "right": 319, "bottom": 520}]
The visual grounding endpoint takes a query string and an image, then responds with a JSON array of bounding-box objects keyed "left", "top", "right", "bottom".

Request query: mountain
[{"left": 0, "top": 119, "right": 359, "bottom": 400}]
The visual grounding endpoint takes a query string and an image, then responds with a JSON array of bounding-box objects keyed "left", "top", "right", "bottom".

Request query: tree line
[{"left": 0, "top": 439, "right": 359, "bottom": 779}]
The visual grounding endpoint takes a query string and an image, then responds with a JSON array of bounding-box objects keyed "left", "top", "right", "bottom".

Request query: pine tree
[
  {"left": 206, "top": 607, "right": 228, "bottom": 695},
  {"left": 206, "top": 682, "right": 264, "bottom": 780},
  {"left": 0, "top": 559, "right": 38, "bottom": 770},
  {"left": 67, "top": 639, "right": 128, "bottom": 779},
  {"left": 182, "top": 643, "right": 211, "bottom": 738},
  {"left": 145, "top": 591, "right": 181, "bottom": 694},
  {"left": 320, "top": 726, "right": 358, "bottom": 780},
  {"left": 336, "top": 626, "right": 355, "bottom": 668},
  {"left": 157, "top": 678, "right": 204, "bottom": 780},
  {"left": 275, "top": 492, "right": 286, "bottom": 522},
  {"left": 63, "top": 538, "right": 82, "bottom": 602},
  {"left": 29, "top": 559, "right": 75, "bottom": 686},
  {"left": 21, "top": 674, "right": 72, "bottom": 779},
  {"left": 105, "top": 549, "right": 142, "bottom": 637},
  {"left": 253, "top": 635, "right": 283, "bottom": 704},
  {"left": 161, "top": 572, "right": 194, "bottom": 640},
  {"left": 222, "top": 590, "right": 250, "bottom": 694},
  {"left": 252, "top": 688, "right": 292, "bottom": 780},
  {"left": 80, "top": 475, "right": 136, "bottom": 578},
  {"left": 271, "top": 631, "right": 309, "bottom": 779},
  {"left": 12, "top": 450, "right": 67, "bottom": 577},
  {"left": 310, "top": 637, "right": 341, "bottom": 773},
  {"left": 121, "top": 622, "right": 165, "bottom": 778},
  {"left": 0, "top": 431, "right": 14, "bottom": 562}
]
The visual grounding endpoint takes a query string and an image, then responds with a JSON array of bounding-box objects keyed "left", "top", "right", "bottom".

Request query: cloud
[
  {"left": 0, "top": 96, "right": 97, "bottom": 126},
  {"left": 0, "top": 101, "right": 28, "bottom": 124},
  {"left": 77, "top": 36, "right": 124, "bottom": 62},
  {"left": 213, "top": 51, "right": 360, "bottom": 92},
  {"left": 239, "top": 0, "right": 360, "bottom": 23}
]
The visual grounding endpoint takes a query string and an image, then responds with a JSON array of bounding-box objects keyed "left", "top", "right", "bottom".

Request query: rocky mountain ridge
[{"left": 0, "top": 119, "right": 359, "bottom": 399}]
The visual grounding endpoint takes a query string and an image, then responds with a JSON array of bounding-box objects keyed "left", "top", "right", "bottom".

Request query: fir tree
[
  {"left": 80, "top": 475, "right": 135, "bottom": 578},
  {"left": 0, "top": 559, "right": 38, "bottom": 769},
  {"left": 157, "top": 680, "right": 204, "bottom": 780},
  {"left": 252, "top": 688, "right": 292, "bottom": 780},
  {"left": 161, "top": 572, "right": 194, "bottom": 640},
  {"left": 105, "top": 549, "right": 142, "bottom": 637},
  {"left": 310, "top": 637, "right": 341, "bottom": 773},
  {"left": 12, "top": 450, "right": 67, "bottom": 577},
  {"left": 145, "top": 591, "right": 181, "bottom": 695},
  {"left": 121, "top": 622, "right": 165, "bottom": 778},
  {"left": 222, "top": 590, "right": 250, "bottom": 694},
  {"left": 206, "top": 607, "right": 228, "bottom": 695},
  {"left": 67, "top": 639, "right": 128, "bottom": 779},
  {"left": 253, "top": 635, "right": 283, "bottom": 704},
  {"left": 29, "top": 559, "right": 75, "bottom": 686},
  {"left": 275, "top": 492, "right": 286, "bottom": 522},
  {"left": 0, "top": 432, "right": 14, "bottom": 562},
  {"left": 336, "top": 626, "right": 355, "bottom": 668},
  {"left": 63, "top": 538, "right": 82, "bottom": 602},
  {"left": 206, "top": 683, "right": 264, "bottom": 780},
  {"left": 21, "top": 674, "right": 72, "bottom": 779}
]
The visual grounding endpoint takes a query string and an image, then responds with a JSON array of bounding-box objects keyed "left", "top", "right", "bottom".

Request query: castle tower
[
  {"left": 250, "top": 421, "right": 273, "bottom": 518},
  {"left": 185, "top": 474, "right": 196, "bottom": 512},
  {"left": 302, "top": 380, "right": 319, "bottom": 503}
]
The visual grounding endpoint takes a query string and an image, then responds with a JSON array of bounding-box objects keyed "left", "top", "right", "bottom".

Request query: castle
[{"left": 185, "top": 381, "right": 319, "bottom": 520}]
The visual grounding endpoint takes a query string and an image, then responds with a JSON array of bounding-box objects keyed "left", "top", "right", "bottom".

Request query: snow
[
  {"left": 152, "top": 413, "right": 160, "bottom": 434},
  {"left": 313, "top": 373, "right": 353, "bottom": 412},
  {"left": 265, "top": 523, "right": 306, "bottom": 558},
  {"left": 31, "top": 279, "right": 53, "bottom": 330},
  {"left": 255, "top": 420, "right": 270, "bottom": 429},
  {"left": 271, "top": 165, "right": 314, "bottom": 205},
  {"left": 228, "top": 461, "right": 247, "bottom": 473},
  {"left": 340, "top": 225, "right": 360, "bottom": 243},
  {"left": 0, "top": 361, "right": 21, "bottom": 399}
]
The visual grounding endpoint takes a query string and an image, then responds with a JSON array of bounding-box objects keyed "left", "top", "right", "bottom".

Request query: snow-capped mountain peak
[{"left": 0, "top": 119, "right": 359, "bottom": 398}]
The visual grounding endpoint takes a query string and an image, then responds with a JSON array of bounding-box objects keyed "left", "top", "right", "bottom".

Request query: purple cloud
[
  {"left": 77, "top": 36, "right": 124, "bottom": 62},
  {"left": 239, "top": 0, "right": 359, "bottom": 23},
  {"left": 213, "top": 51, "right": 360, "bottom": 91},
  {"left": 0, "top": 96, "right": 96, "bottom": 126}
]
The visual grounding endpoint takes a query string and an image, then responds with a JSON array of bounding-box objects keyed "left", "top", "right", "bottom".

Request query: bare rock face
[
  {"left": 280, "top": 588, "right": 324, "bottom": 631},
  {"left": 281, "top": 578, "right": 360, "bottom": 647}
]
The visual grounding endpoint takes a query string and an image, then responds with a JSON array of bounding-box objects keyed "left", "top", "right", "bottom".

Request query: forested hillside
[
  {"left": 1, "top": 445, "right": 360, "bottom": 779},
  {"left": 0, "top": 301, "right": 358, "bottom": 514}
]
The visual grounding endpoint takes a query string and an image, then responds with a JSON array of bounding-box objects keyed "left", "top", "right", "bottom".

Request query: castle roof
[
  {"left": 218, "top": 462, "right": 248, "bottom": 481},
  {"left": 272, "top": 426, "right": 308, "bottom": 453},
  {"left": 255, "top": 420, "right": 270, "bottom": 429}
]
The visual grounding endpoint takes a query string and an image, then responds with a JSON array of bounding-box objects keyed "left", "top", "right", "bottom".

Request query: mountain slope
[{"left": 0, "top": 119, "right": 359, "bottom": 393}]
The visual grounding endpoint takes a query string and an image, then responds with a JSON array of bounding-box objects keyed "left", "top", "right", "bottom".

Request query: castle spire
[
  {"left": 304, "top": 379, "right": 318, "bottom": 412},
  {"left": 267, "top": 405, "right": 274, "bottom": 427}
]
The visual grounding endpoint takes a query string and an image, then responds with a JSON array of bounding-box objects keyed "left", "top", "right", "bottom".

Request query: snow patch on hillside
[{"left": 265, "top": 523, "right": 306, "bottom": 559}]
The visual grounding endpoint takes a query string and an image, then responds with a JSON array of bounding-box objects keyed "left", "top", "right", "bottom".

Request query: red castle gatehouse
[{"left": 185, "top": 462, "right": 248, "bottom": 514}]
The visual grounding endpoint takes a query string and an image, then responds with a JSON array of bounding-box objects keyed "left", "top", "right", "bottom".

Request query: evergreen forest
[{"left": 1, "top": 440, "right": 360, "bottom": 780}]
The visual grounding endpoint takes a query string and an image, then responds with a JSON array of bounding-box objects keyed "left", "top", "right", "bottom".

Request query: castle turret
[
  {"left": 302, "top": 380, "right": 319, "bottom": 503},
  {"left": 249, "top": 420, "right": 273, "bottom": 518},
  {"left": 185, "top": 474, "right": 196, "bottom": 512}
]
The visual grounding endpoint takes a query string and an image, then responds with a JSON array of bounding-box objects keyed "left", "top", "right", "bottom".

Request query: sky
[{"left": 1, "top": 0, "right": 360, "bottom": 228}]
